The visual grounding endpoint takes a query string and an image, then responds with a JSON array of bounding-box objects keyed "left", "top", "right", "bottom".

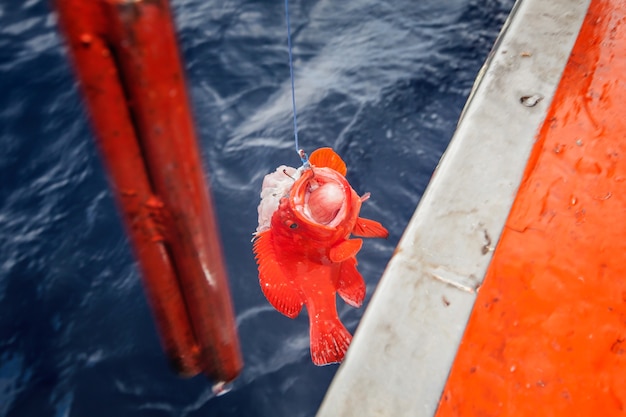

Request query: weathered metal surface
[
  {"left": 436, "top": 0, "right": 626, "bottom": 414},
  {"left": 317, "top": 0, "right": 590, "bottom": 415}
]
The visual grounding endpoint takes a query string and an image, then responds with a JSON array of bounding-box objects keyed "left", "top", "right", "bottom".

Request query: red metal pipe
[{"left": 54, "top": 0, "right": 242, "bottom": 382}]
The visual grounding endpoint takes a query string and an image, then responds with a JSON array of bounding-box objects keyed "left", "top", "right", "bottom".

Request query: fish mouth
[{"left": 291, "top": 167, "right": 350, "bottom": 228}]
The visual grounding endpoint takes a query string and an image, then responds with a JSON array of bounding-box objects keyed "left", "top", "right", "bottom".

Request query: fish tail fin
[{"left": 309, "top": 316, "right": 352, "bottom": 366}]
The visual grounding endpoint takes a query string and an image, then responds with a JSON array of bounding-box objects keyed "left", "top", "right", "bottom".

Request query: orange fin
[
  {"left": 309, "top": 147, "right": 347, "bottom": 176},
  {"left": 253, "top": 231, "right": 304, "bottom": 318},
  {"left": 337, "top": 258, "right": 366, "bottom": 308},
  {"left": 352, "top": 217, "right": 389, "bottom": 238},
  {"left": 329, "top": 238, "right": 363, "bottom": 263},
  {"left": 309, "top": 317, "right": 352, "bottom": 365}
]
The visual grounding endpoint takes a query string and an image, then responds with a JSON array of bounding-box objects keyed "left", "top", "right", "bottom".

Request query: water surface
[{"left": 0, "top": 0, "right": 514, "bottom": 415}]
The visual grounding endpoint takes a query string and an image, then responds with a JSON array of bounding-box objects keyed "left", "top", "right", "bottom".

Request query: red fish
[{"left": 253, "top": 148, "right": 388, "bottom": 365}]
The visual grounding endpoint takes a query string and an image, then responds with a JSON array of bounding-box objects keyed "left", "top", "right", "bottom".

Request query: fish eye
[{"left": 284, "top": 219, "right": 298, "bottom": 229}]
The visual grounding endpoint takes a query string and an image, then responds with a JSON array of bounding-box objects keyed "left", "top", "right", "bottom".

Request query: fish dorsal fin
[
  {"left": 336, "top": 258, "right": 366, "bottom": 308},
  {"left": 309, "top": 147, "right": 347, "bottom": 176},
  {"left": 253, "top": 231, "right": 304, "bottom": 318},
  {"left": 329, "top": 238, "right": 363, "bottom": 263},
  {"left": 352, "top": 217, "right": 389, "bottom": 238}
]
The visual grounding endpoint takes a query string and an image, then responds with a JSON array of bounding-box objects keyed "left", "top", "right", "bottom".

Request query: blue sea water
[{"left": 0, "top": 0, "right": 514, "bottom": 416}]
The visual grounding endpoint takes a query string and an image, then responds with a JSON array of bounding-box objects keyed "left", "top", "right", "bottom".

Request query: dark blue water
[{"left": 0, "top": 0, "right": 514, "bottom": 415}]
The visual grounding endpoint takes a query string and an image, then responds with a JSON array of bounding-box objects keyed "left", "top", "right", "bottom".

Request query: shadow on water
[{"left": 0, "top": 0, "right": 514, "bottom": 415}]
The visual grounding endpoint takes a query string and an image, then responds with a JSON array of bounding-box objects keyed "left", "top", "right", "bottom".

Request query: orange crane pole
[{"left": 54, "top": 0, "right": 243, "bottom": 383}]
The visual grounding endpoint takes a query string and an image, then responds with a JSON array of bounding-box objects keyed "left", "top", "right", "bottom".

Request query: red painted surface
[
  {"left": 435, "top": 0, "right": 626, "bottom": 415},
  {"left": 55, "top": 0, "right": 242, "bottom": 382}
]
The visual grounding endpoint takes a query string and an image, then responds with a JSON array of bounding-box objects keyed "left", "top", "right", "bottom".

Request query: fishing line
[{"left": 284, "top": 0, "right": 308, "bottom": 166}]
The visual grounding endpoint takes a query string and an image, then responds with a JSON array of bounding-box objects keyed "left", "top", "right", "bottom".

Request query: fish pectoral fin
[
  {"left": 253, "top": 231, "right": 304, "bottom": 318},
  {"left": 308, "top": 147, "right": 347, "bottom": 176},
  {"left": 352, "top": 217, "right": 389, "bottom": 238},
  {"left": 329, "top": 239, "right": 363, "bottom": 263},
  {"left": 337, "top": 258, "right": 366, "bottom": 308}
]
